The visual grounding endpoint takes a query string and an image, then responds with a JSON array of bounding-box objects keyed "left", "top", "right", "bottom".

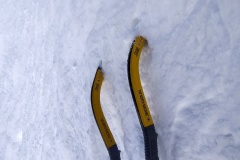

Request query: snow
[{"left": 0, "top": 0, "right": 240, "bottom": 160}]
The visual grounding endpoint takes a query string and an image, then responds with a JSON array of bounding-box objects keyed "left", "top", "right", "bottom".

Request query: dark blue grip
[
  {"left": 143, "top": 125, "right": 159, "bottom": 160},
  {"left": 108, "top": 144, "right": 121, "bottom": 160}
]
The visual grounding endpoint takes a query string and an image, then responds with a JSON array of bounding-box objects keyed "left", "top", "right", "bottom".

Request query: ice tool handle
[{"left": 127, "top": 36, "right": 159, "bottom": 160}]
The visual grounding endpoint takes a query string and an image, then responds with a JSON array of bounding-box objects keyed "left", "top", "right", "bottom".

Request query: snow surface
[{"left": 0, "top": 0, "right": 240, "bottom": 160}]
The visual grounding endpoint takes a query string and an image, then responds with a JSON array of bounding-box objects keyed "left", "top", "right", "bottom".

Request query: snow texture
[{"left": 0, "top": 0, "right": 240, "bottom": 160}]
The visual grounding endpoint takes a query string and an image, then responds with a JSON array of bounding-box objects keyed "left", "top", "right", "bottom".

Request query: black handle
[
  {"left": 143, "top": 125, "right": 159, "bottom": 160},
  {"left": 108, "top": 144, "right": 121, "bottom": 160}
]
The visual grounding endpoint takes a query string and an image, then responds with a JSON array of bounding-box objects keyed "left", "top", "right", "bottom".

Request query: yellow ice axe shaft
[
  {"left": 128, "top": 36, "right": 159, "bottom": 160},
  {"left": 91, "top": 67, "right": 120, "bottom": 160}
]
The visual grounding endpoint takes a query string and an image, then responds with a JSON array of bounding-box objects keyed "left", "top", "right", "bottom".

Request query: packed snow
[{"left": 0, "top": 0, "right": 240, "bottom": 160}]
